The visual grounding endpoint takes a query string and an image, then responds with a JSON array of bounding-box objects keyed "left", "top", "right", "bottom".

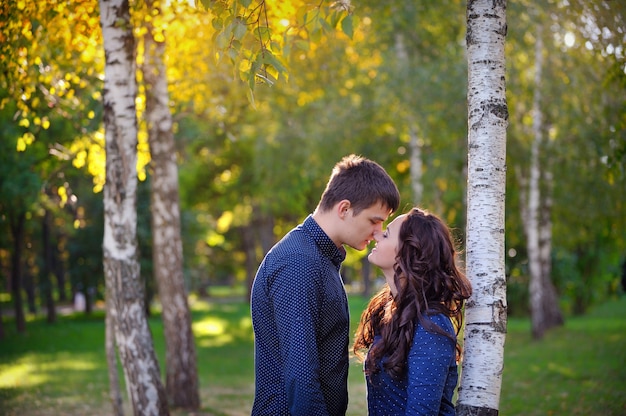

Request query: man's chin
[{"left": 352, "top": 242, "right": 368, "bottom": 251}]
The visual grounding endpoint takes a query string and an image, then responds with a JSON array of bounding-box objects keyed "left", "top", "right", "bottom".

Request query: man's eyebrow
[{"left": 371, "top": 216, "right": 386, "bottom": 223}]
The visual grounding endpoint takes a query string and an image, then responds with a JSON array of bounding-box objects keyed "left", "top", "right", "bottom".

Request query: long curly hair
[{"left": 353, "top": 207, "right": 472, "bottom": 379}]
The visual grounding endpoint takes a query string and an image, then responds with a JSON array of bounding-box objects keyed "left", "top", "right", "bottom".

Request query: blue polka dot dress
[{"left": 365, "top": 314, "right": 458, "bottom": 416}]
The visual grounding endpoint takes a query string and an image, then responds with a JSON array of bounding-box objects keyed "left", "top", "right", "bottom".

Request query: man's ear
[{"left": 337, "top": 200, "right": 351, "bottom": 218}]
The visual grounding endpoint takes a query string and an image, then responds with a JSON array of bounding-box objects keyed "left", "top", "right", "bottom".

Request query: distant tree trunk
[
  {"left": 457, "top": 1, "right": 508, "bottom": 415},
  {"left": 53, "top": 231, "right": 68, "bottom": 302},
  {"left": 527, "top": 23, "right": 563, "bottom": 339},
  {"left": 143, "top": 0, "right": 200, "bottom": 409},
  {"left": 361, "top": 256, "right": 371, "bottom": 297},
  {"left": 24, "top": 269, "right": 37, "bottom": 314},
  {"left": 42, "top": 209, "right": 57, "bottom": 323},
  {"left": 242, "top": 225, "right": 257, "bottom": 301},
  {"left": 540, "top": 170, "right": 562, "bottom": 326},
  {"left": 394, "top": 31, "right": 424, "bottom": 205},
  {"left": 10, "top": 212, "right": 26, "bottom": 333},
  {"left": 258, "top": 214, "right": 275, "bottom": 255},
  {"left": 248, "top": 213, "right": 275, "bottom": 300},
  {"left": 397, "top": 34, "right": 423, "bottom": 205},
  {"left": 99, "top": 0, "right": 169, "bottom": 414},
  {"left": 408, "top": 124, "right": 424, "bottom": 204},
  {"left": 0, "top": 298, "right": 4, "bottom": 339}
]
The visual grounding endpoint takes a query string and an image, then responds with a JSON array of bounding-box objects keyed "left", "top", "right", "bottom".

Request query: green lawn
[{"left": 1, "top": 294, "right": 625, "bottom": 415}]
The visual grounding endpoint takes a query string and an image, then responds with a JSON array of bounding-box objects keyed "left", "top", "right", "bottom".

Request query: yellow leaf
[
  {"left": 58, "top": 186, "right": 68, "bottom": 207},
  {"left": 239, "top": 59, "right": 251, "bottom": 72},
  {"left": 396, "top": 159, "right": 410, "bottom": 174},
  {"left": 17, "top": 138, "right": 26, "bottom": 152},
  {"left": 217, "top": 211, "right": 233, "bottom": 233}
]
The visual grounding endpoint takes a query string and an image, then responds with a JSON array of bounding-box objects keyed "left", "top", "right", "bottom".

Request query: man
[{"left": 251, "top": 154, "right": 400, "bottom": 415}]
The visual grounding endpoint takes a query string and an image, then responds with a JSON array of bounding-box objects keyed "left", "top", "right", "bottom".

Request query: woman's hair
[
  {"left": 353, "top": 207, "right": 472, "bottom": 379},
  {"left": 317, "top": 154, "right": 400, "bottom": 215}
]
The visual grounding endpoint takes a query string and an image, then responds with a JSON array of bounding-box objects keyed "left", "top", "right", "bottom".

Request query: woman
[{"left": 353, "top": 207, "right": 472, "bottom": 416}]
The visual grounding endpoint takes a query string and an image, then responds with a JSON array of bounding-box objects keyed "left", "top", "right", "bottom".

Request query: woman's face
[{"left": 368, "top": 214, "right": 407, "bottom": 295}]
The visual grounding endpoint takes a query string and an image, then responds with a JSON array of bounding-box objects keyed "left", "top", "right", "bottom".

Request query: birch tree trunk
[
  {"left": 457, "top": 0, "right": 508, "bottom": 414},
  {"left": 99, "top": 0, "right": 169, "bottom": 414},
  {"left": 105, "top": 285, "right": 124, "bottom": 416},
  {"left": 408, "top": 124, "right": 424, "bottom": 204},
  {"left": 527, "top": 23, "right": 563, "bottom": 339},
  {"left": 142, "top": 0, "right": 200, "bottom": 409},
  {"left": 394, "top": 32, "right": 423, "bottom": 204},
  {"left": 539, "top": 169, "right": 563, "bottom": 329}
]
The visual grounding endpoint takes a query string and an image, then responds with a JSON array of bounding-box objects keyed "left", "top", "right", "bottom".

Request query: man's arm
[{"left": 269, "top": 257, "right": 330, "bottom": 415}]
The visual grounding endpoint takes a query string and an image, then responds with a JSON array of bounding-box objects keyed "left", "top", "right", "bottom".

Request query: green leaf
[
  {"left": 262, "top": 51, "right": 287, "bottom": 77},
  {"left": 329, "top": 11, "right": 340, "bottom": 28},
  {"left": 341, "top": 15, "right": 353, "bottom": 39},
  {"left": 216, "top": 31, "right": 230, "bottom": 49},
  {"left": 294, "top": 40, "right": 310, "bottom": 51},
  {"left": 212, "top": 17, "right": 223, "bottom": 30},
  {"left": 255, "top": 26, "right": 271, "bottom": 43},
  {"left": 233, "top": 18, "right": 247, "bottom": 41}
]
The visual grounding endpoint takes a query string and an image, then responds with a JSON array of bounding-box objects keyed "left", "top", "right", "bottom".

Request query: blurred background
[{"left": 1, "top": 0, "right": 624, "bottom": 328}]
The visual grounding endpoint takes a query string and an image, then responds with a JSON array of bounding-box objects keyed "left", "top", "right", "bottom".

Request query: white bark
[
  {"left": 395, "top": 32, "right": 423, "bottom": 204},
  {"left": 527, "top": 22, "right": 563, "bottom": 338},
  {"left": 99, "top": 0, "right": 169, "bottom": 414},
  {"left": 527, "top": 21, "right": 544, "bottom": 339},
  {"left": 457, "top": 0, "right": 508, "bottom": 415},
  {"left": 143, "top": 0, "right": 200, "bottom": 408},
  {"left": 106, "top": 285, "right": 124, "bottom": 416},
  {"left": 409, "top": 124, "right": 424, "bottom": 204}
]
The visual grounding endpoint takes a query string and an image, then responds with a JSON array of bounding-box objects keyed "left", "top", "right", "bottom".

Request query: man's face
[{"left": 342, "top": 203, "right": 393, "bottom": 250}]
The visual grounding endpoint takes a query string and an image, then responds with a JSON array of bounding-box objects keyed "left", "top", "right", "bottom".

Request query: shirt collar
[{"left": 303, "top": 215, "right": 346, "bottom": 269}]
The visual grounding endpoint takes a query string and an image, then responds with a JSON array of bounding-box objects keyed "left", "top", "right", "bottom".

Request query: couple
[{"left": 251, "top": 155, "right": 472, "bottom": 416}]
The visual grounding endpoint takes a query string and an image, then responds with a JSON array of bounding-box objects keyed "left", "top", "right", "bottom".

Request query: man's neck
[{"left": 311, "top": 209, "right": 343, "bottom": 248}]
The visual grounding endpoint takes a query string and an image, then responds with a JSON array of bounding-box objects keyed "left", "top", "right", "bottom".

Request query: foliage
[
  {"left": 196, "top": 0, "right": 354, "bottom": 93},
  {"left": 0, "top": 0, "right": 624, "bottom": 325},
  {"left": 505, "top": 0, "right": 626, "bottom": 315}
]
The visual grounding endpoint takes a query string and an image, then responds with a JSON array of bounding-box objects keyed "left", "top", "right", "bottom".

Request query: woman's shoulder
[
  {"left": 425, "top": 312, "right": 453, "bottom": 326},
  {"left": 417, "top": 313, "right": 455, "bottom": 337}
]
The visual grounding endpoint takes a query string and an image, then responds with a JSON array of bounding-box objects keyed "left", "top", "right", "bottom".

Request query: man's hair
[{"left": 317, "top": 154, "right": 400, "bottom": 215}]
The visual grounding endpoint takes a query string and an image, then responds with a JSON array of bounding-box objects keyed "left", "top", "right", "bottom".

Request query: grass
[{"left": 0, "top": 294, "right": 625, "bottom": 415}]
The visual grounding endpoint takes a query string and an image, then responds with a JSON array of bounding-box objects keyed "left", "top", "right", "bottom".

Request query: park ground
[{"left": 0, "top": 293, "right": 625, "bottom": 415}]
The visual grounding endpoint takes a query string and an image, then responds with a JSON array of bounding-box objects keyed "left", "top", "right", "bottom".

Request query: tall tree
[
  {"left": 99, "top": 0, "right": 169, "bottom": 414},
  {"left": 457, "top": 0, "right": 508, "bottom": 415},
  {"left": 525, "top": 21, "right": 563, "bottom": 339},
  {"left": 142, "top": 0, "right": 200, "bottom": 409}
]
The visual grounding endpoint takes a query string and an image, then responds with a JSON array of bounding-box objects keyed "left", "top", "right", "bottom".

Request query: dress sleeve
[
  {"left": 405, "top": 317, "right": 456, "bottom": 415},
  {"left": 268, "top": 254, "right": 330, "bottom": 415}
]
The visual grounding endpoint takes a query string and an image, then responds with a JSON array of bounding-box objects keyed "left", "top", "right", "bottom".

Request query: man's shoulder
[{"left": 270, "top": 225, "right": 317, "bottom": 257}]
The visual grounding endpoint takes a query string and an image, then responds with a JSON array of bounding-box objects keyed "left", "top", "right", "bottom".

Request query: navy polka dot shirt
[
  {"left": 365, "top": 314, "right": 458, "bottom": 416},
  {"left": 251, "top": 215, "right": 350, "bottom": 416}
]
